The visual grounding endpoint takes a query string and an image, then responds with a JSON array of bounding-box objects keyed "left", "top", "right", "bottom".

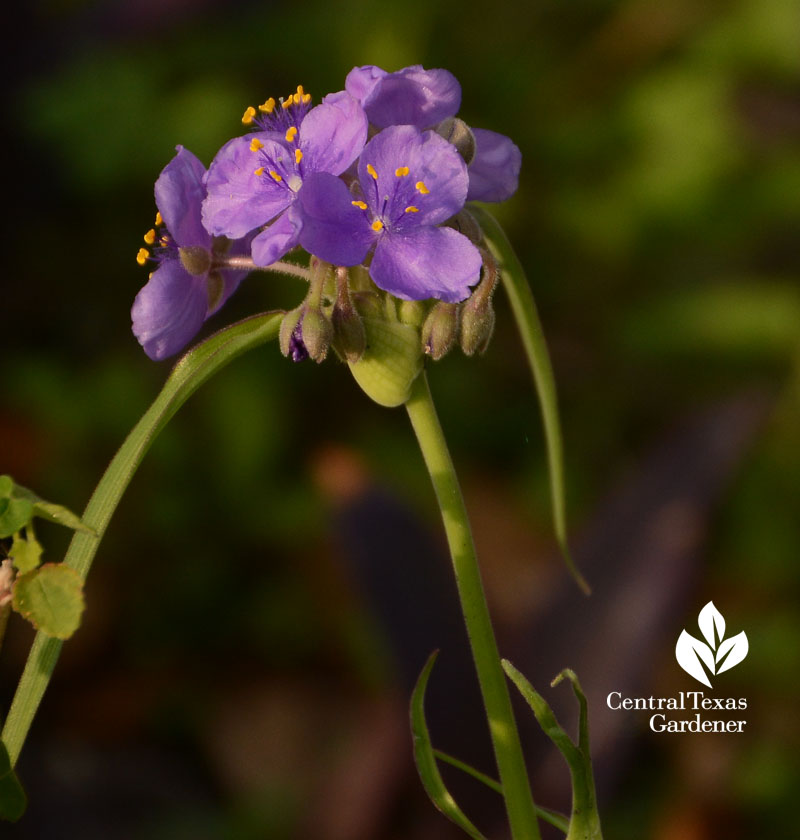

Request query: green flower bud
[
  {"left": 421, "top": 302, "right": 460, "bottom": 361},
  {"left": 460, "top": 299, "right": 496, "bottom": 356},
  {"left": 352, "top": 291, "right": 384, "bottom": 319},
  {"left": 398, "top": 299, "right": 428, "bottom": 327},
  {"left": 435, "top": 117, "right": 476, "bottom": 165},
  {"left": 178, "top": 246, "right": 212, "bottom": 276},
  {"left": 279, "top": 306, "right": 304, "bottom": 358},
  {"left": 332, "top": 302, "right": 366, "bottom": 364},
  {"left": 300, "top": 306, "right": 334, "bottom": 364},
  {"left": 206, "top": 271, "right": 225, "bottom": 311}
]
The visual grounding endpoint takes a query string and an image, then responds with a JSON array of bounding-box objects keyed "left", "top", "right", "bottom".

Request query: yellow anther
[
  {"left": 296, "top": 85, "right": 305, "bottom": 97},
  {"left": 285, "top": 126, "right": 298, "bottom": 143},
  {"left": 404, "top": 206, "right": 419, "bottom": 213},
  {"left": 269, "top": 170, "right": 283, "bottom": 182},
  {"left": 144, "top": 228, "right": 157, "bottom": 245},
  {"left": 395, "top": 166, "right": 410, "bottom": 177},
  {"left": 254, "top": 167, "right": 265, "bottom": 176},
  {"left": 371, "top": 219, "right": 384, "bottom": 232},
  {"left": 294, "top": 149, "right": 303, "bottom": 164},
  {"left": 154, "top": 211, "right": 163, "bottom": 226},
  {"left": 136, "top": 248, "right": 149, "bottom": 266},
  {"left": 415, "top": 181, "right": 430, "bottom": 194},
  {"left": 250, "top": 137, "right": 264, "bottom": 152},
  {"left": 366, "top": 164, "right": 378, "bottom": 180},
  {"left": 259, "top": 97, "right": 276, "bottom": 113},
  {"left": 281, "top": 97, "right": 292, "bottom": 110},
  {"left": 242, "top": 106, "right": 257, "bottom": 125},
  {"left": 351, "top": 200, "right": 368, "bottom": 210},
  {"left": 302, "top": 93, "right": 311, "bottom": 104}
]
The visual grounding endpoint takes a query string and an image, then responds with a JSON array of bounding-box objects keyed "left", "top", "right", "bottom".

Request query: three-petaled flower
[
  {"left": 202, "top": 89, "right": 368, "bottom": 267},
  {"left": 132, "top": 146, "right": 248, "bottom": 360},
  {"left": 297, "top": 125, "right": 482, "bottom": 302}
]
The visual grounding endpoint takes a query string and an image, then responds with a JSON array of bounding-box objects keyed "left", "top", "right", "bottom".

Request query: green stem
[
  {"left": 405, "top": 372, "right": 541, "bottom": 840},
  {"left": 1, "top": 313, "right": 282, "bottom": 766}
]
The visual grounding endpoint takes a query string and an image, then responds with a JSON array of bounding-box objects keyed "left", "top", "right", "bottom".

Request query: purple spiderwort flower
[
  {"left": 132, "top": 146, "right": 248, "bottom": 361},
  {"left": 345, "top": 64, "right": 461, "bottom": 129},
  {"left": 346, "top": 65, "right": 521, "bottom": 204},
  {"left": 297, "top": 125, "right": 482, "bottom": 303},
  {"left": 202, "top": 88, "right": 368, "bottom": 266}
]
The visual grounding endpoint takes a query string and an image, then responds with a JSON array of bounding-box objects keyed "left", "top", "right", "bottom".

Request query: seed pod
[{"left": 421, "top": 302, "right": 460, "bottom": 360}]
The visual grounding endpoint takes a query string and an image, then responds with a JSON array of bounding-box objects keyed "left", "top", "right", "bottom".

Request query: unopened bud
[
  {"left": 300, "top": 306, "right": 334, "bottom": 363},
  {"left": 279, "top": 306, "right": 305, "bottom": 360},
  {"left": 352, "top": 291, "right": 384, "bottom": 320},
  {"left": 421, "top": 302, "right": 460, "bottom": 360},
  {"left": 435, "top": 118, "right": 476, "bottom": 165},
  {"left": 179, "top": 246, "right": 212, "bottom": 276},
  {"left": 398, "top": 299, "right": 427, "bottom": 327},
  {"left": 332, "top": 302, "right": 366, "bottom": 363},
  {"left": 460, "top": 299, "right": 495, "bottom": 356},
  {"left": 446, "top": 209, "right": 483, "bottom": 245},
  {"left": 206, "top": 271, "right": 225, "bottom": 311}
]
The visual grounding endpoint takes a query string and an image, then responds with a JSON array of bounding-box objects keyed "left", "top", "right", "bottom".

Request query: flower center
[
  {"left": 352, "top": 163, "right": 430, "bottom": 232},
  {"left": 135, "top": 211, "right": 178, "bottom": 268}
]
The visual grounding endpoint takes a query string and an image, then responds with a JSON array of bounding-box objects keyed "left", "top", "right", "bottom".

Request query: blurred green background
[{"left": 2, "top": 0, "right": 799, "bottom": 838}]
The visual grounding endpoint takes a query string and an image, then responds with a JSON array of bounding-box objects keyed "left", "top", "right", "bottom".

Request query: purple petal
[
  {"left": 359, "top": 65, "right": 461, "bottom": 129},
  {"left": 155, "top": 146, "right": 210, "bottom": 248},
  {"left": 370, "top": 226, "right": 481, "bottom": 302},
  {"left": 202, "top": 134, "right": 293, "bottom": 238},
  {"left": 299, "top": 91, "right": 368, "bottom": 177},
  {"left": 131, "top": 260, "right": 208, "bottom": 360},
  {"left": 358, "top": 126, "right": 469, "bottom": 227},
  {"left": 251, "top": 207, "right": 302, "bottom": 266},
  {"left": 345, "top": 65, "right": 388, "bottom": 103},
  {"left": 467, "top": 128, "right": 522, "bottom": 203},
  {"left": 296, "top": 172, "right": 375, "bottom": 266}
]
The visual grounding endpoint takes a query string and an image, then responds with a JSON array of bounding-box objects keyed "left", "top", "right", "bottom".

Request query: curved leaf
[
  {"left": 502, "top": 661, "right": 603, "bottom": 840},
  {"left": 469, "top": 206, "right": 588, "bottom": 594},
  {"left": 1, "top": 312, "right": 283, "bottom": 768},
  {"left": 411, "top": 651, "right": 488, "bottom": 840}
]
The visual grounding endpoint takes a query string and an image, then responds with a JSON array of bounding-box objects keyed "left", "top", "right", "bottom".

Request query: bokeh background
[{"left": 3, "top": 0, "right": 799, "bottom": 838}]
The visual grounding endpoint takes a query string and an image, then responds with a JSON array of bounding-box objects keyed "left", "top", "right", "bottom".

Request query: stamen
[
  {"left": 395, "top": 166, "right": 410, "bottom": 177},
  {"left": 285, "top": 126, "right": 298, "bottom": 143},
  {"left": 143, "top": 229, "right": 157, "bottom": 245},
  {"left": 269, "top": 170, "right": 283, "bottom": 182},
  {"left": 281, "top": 97, "right": 292, "bottom": 110},
  {"left": 302, "top": 93, "right": 311, "bottom": 104},
  {"left": 250, "top": 137, "right": 264, "bottom": 152},
  {"left": 296, "top": 85, "right": 305, "bottom": 97},
  {"left": 259, "top": 97, "right": 276, "bottom": 113},
  {"left": 294, "top": 149, "right": 303, "bottom": 164},
  {"left": 242, "top": 106, "right": 257, "bottom": 125},
  {"left": 351, "top": 200, "right": 367, "bottom": 210},
  {"left": 366, "top": 164, "right": 378, "bottom": 180},
  {"left": 254, "top": 167, "right": 265, "bottom": 176},
  {"left": 404, "top": 206, "right": 420, "bottom": 213},
  {"left": 415, "top": 181, "right": 430, "bottom": 194},
  {"left": 371, "top": 219, "right": 384, "bottom": 232},
  {"left": 154, "top": 211, "right": 163, "bottom": 226},
  {"left": 136, "top": 248, "right": 149, "bottom": 266}
]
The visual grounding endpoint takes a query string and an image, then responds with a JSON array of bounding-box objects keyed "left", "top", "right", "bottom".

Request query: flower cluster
[{"left": 132, "top": 65, "right": 521, "bottom": 362}]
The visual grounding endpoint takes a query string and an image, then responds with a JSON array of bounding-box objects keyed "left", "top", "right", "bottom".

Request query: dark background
[{"left": 2, "top": 1, "right": 799, "bottom": 838}]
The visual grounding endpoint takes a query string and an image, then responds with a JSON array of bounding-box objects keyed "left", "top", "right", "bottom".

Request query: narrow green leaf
[
  {"left": 1, "top": 311, "right": 283, "bottom": 768},
  {"left": 502, "top": 661, "right": 603, "bottom": 840},
  {"left": 9, "top": 533, "right": 43, "bottom": 575},
  {"left": 411, "top": 652, "right": 488, "bottom": 840},
  {"left": 0, "top": 498, "right": 34, "bottom": 540},
  {"left": 0, "top": 741, "right": 26, "bottom": 822},
  {"left": 432, "top": 748, "right": 570, "bottom": 834},
  {"left": 12, "top": 564, "right": 85, "bottom": 639},
  {"left": 470, "top": 206, "right": 589, "bottom": 594}
]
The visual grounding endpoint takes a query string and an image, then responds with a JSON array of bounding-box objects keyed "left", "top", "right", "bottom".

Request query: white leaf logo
[{"left": 675, "top": 601, "right": 748, "bottom": 687}]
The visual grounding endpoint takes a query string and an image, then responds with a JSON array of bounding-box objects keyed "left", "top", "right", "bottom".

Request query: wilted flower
[
  {"left": 297, "top": 125, "right": 482, "bottom": 302},
  {"left": 132, "top": 147, "right": 248, "bottom": 360}
]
